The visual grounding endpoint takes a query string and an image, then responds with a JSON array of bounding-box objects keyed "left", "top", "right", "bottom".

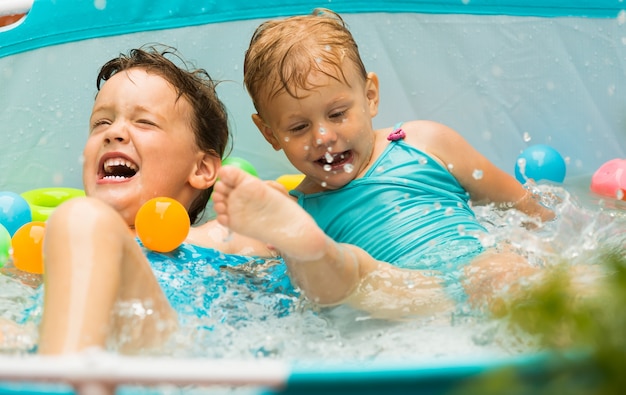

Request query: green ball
[
  {"left": 0, "top": 223, "right": 11, "bottom": 269},
  {"left": 222, "top": 157, "right": 259, "bottom": 177}
]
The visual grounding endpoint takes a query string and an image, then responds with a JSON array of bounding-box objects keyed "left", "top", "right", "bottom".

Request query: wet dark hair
[{"left": 96, "top": 45, "right": 230, "bottom": 224}]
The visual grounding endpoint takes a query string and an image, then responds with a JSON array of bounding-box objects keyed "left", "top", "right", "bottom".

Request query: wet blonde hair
[{"left": 243, "top": 8, "right": 367, "bottom": 114}]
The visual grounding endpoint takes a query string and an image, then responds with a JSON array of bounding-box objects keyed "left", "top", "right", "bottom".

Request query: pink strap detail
[{"left": 387, "top": 128, "right": 406, "bottom": 141}]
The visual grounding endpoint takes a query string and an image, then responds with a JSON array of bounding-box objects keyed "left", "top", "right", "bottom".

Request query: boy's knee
[{"left": 48, "top": 197, "right": 123, "bottom": 232}]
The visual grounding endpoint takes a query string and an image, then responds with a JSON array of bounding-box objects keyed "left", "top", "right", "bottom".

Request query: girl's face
[
  {"left": 83, "top": 68, "right": 204, "bottom": 226},
  {"left": 254, "top": 63, "right": 380, "bottom": 192}
]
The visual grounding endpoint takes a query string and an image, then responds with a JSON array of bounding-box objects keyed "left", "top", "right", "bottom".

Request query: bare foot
[{"left": 212, "top": 166, "right": 326, "bottom": 260}]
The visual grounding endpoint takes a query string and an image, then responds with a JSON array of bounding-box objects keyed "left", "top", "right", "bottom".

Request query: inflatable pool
[{"left": 1, "top": 0, "right": 625, "bottom": 393}]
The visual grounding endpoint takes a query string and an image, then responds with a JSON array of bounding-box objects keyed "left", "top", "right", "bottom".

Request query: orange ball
[
  {"left": 135, "top": 197, "right": 190, "bottom": 253},
  {"left": 12, "top": 221, "right": 46, "bottom": 274}
]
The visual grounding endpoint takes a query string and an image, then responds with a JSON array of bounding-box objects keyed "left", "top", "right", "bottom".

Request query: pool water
[{"left": 1, "top": 181, "right": 623, "bottom": 364}]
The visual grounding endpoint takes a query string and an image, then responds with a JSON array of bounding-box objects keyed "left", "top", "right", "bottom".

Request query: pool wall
[
  {"left": 1, "top": 0, "right": 625, "bottom": 193},
  {"left": 0, "top": 0, "right": 624, "bottom": 393}
]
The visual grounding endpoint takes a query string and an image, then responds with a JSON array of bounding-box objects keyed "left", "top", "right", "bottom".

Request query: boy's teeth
[{"left": 103, "top": 158, "right": 138, "bottom": 172}]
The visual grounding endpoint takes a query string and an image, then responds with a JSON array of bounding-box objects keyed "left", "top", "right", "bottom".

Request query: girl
[{"left": 212, "top": 9, "right": 554, "bottom": 319}]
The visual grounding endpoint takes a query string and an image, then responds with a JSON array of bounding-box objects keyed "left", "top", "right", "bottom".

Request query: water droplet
[
  {"left": 321, "top": 182, "right": 327, "bottom": 188},
  {"left": 447, "top": 163, "right": 454, "bottom": 170},
  {"left": 608, "top": 85, "right": 616, "bottom": 96},
  {"left": 303, "top": 145, "right": 310, "bottom": 151},
  {"left": 323, "top": 164, "right": 332, "bottom": 172},
  {"left": 444, "top": 207, "right": 454, "bottom": 216},
  {"left": 523, "top": 132, "right": 532, "bottom": 142},
  {"left": 324, "top": 152, "right": 333, "bottom": 163},
  {"left": 418, "top": 156, "right": 428, "bottom": 165},
  {"left": 472, "top": 169, "right": 484, "bottom": 180},
  {"left": 516, "top": 158, "right": 527, "bottom": 177},
  {"left": 319, "top": 127, "right": 327, "bottom": 135},
  {"left": 394, "top": 205, "right": 401, "bottom": 213},
  {"left": 316, "top": 138, "right": 323, "bottom": 145},
  {"left": 283, "top": 137, "right": 290, "bottom": 142},
  {"left": 376, "top": 166, "right": 384, "bottom": 173},
  {"left": 343, "top": 163, "right": 354, "bottom": 173},
  {"left": 433, "top": 202, "right": 442, "bottom": 210},
  {"left": 457, "top": 224, "right": 466, "bottom": 235},
  {"left": 94, "top": 0, "right": 107, "bottom": 10}
]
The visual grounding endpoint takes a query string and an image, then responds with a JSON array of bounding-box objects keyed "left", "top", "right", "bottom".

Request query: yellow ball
[
  {"left": 276, "top": 174, "right": 305, "bottom": 191},
  {"left": 135, "top": 197, "right": 190, "bottom": 253},
  {"left": 12, "top": 221, "right": 46, "bottom": 274}
]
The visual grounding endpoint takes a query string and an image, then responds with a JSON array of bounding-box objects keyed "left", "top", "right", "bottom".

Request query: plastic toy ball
[
  {"left": 0, "top": 191, "right": 33, "bottom": 236},
  {"left": 135, "top": 197, "right": 190, "bottom": 253},
  {"left": 514, "top": 144, "right": 566, "bottom": 184},
  {"left": 276, "top": 174, "right": 305, "bottom": 191},
  {"left": 12, "top": 221, "right": 46, "bottom": 274},
  {"left": 590, "top": 158, "right": 626, "bottom": 200},
  {"left": 0, "top": 224, "right": 11, "bottom": 269},
  {"left": 222, "top": 157, "right": 259, "bottom": 177}
]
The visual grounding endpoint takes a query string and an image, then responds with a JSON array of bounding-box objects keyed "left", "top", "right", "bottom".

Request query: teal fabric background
[{"left": 1, "top": 0, "right": 624, "bottom": 57}]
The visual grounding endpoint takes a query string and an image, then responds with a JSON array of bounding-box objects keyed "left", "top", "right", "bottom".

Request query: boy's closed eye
[
  {"left": 90, "top": 118, "right": 112, "bottom": 130},
  {"left": 136, "top": 119, "right": 158, "bottom": 127}
]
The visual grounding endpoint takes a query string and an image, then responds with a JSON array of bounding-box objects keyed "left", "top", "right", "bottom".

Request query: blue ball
[
  {"left": 514, "top": 144, "right": 566, "bottom": 184},
  {"left": 0, "top": 191, "right": 33, "bottom": 236}
]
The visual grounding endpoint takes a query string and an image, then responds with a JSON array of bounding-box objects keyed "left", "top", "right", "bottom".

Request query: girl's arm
[{"left": 402, "top": 120, "right": 555, "bottom": 221}]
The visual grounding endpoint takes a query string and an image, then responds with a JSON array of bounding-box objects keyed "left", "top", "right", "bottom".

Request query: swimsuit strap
[{"left": 387, "top": 122, "right": 406, "bottom": 141}]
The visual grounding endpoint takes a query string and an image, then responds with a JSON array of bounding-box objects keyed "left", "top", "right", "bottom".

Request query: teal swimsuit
[{"left": 289, "top": 125, "right": 487, "bottom": 273}]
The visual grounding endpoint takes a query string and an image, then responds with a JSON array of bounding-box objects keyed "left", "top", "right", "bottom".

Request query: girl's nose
[{"left": 313, "top": 124, "right": 337, "bottom": 146}]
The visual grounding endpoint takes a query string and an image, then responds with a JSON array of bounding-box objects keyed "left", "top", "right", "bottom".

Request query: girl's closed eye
[
  {"left": 288, "top": 122, "right": 309, "bottom": 134},
  {"left": 329, "top": 110, "right": 347, "bottom": 120}
]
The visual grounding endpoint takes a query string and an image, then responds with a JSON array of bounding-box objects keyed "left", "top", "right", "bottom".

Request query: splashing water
[{"left": 1, "top": 181, "right": 624, "bottom": 364}]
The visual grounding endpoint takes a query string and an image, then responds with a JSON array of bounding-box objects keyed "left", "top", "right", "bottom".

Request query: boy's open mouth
[{"left": 100, "top": 157, "right": 138, "bottom": 180}]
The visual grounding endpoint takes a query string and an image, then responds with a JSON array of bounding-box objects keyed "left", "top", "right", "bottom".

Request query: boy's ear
[
  {"left": 189, "top": 152, "right": 221, "bottom": 189},
  {"left": 365, "top": 72, "right": 380, "bottom": 118},
  {"left": 252, "top": 113, "right": 282, "bottom": 151}
]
